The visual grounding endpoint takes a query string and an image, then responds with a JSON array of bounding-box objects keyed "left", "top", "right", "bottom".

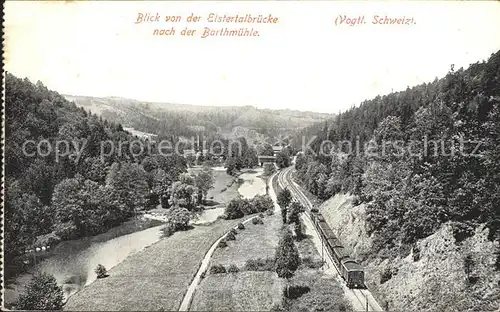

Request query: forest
[
  {"left": 293, "top": 51, "right": 500, "bottom": 259},
  {"left": 64, "top": 94, "right": 334, "bottom": 141},
  {"left": 4, "top": 73, "right": 277, "bottom": 279}
]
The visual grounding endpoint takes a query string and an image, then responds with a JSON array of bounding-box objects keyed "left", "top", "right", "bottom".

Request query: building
[
  {"left": 272, "top": 145, "right": 283, "bottom": 156},
  {"left": 258, "top": 155, "right": 276, "bottom": 166}
]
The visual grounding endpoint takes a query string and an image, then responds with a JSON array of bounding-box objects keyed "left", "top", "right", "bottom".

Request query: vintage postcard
[{"left": 2, "top": 0, "right": 500, "bottom": 311}]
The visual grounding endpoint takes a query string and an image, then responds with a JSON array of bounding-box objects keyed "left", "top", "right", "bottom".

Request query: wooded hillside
[{"left": 294, "top": 51, "right": 500, "bottom": 259}]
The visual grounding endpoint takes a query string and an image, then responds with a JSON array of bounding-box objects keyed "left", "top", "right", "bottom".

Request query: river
[
  {"left": 4, "top": 218, "right": 163, "bottom": 307},
  {"left": 4, "top": 167, "right": 268, "bottom": 307},
  {"left": 238, "top": 169, "right": 267, "bottom": 199}
]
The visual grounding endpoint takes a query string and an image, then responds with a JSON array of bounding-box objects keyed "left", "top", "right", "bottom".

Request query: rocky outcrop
[{"left": 320, "top": 193, "right": 500, "bottom": 312}]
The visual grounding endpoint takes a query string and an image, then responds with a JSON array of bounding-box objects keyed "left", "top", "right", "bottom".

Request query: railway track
[{"left": 276, "top": 166, "right": 383, "bottom": 311}]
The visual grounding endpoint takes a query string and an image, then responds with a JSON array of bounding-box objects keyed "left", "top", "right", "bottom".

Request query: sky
[{"left": 5, "top": 1, "right": 500, "bottom": 114}]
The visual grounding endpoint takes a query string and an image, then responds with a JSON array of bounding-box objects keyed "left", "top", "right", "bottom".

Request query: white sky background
[{"left": 4, "top": 1, "right": 500, "bottom": 114}]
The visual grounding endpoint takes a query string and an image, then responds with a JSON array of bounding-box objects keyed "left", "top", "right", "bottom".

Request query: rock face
[{"left": 319, "top": 193, "right": 500, "bottom": 312}]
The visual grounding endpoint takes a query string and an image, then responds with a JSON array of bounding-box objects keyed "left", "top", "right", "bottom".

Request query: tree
[
  {"left": 276, "top": 150, "right": 291, "bottom": 169},
  {"left": 95, "top": 264, "right": 108, "bottom": 278},
  {"left": 463, "top": 254, "right": 475, "bottom": 283},
  {"left": 251, "top": 194, "right": 274, "bottom": 213},
  {"left": 170, "top": 180, "right": 197, "bottom": 210},
  {"left": 224, "top": 197, "right": 245, "bottom": 219},
  {"left": 105, "top": 162, "right": 149, "bottom": 212},
  {"left": 263, "top": 163, "right": 276, "bottom": 176},
  {"left": 17, "top": 273, "right": 64, "bottom": 310},
  {"left": 258, "top": 143, "right": 274, "bottom": 156},
  {"left": 288, "top": 201, "right": 304, "bottom": 224},
  {"left": 277, "top": 188, "right": 292, "bottom": 224},
  {"left": 168, "top": 207, "right": 191, "bottom": 230},
  {"left": 194, "top": 166, "right": 215, "bottom": 204},
  {"left": 277, "top": 188, "right": 292, "bottom": 208},
  {"left": 275, "top": 229, "right": 300, "bottom": 297},
  {"left": 226, "top": 157, "right": 237, "bottom": 176}
]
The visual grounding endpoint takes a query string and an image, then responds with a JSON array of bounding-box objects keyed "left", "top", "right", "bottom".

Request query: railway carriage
[
  {"left": 340, "top": 258, "right": 365, "bottom": 288},
  {"left": 310, "top": 209, "right": 365, "bottom": 288},
  {"left": 331, "top": 246, "right": 349, "bottom": 267}
]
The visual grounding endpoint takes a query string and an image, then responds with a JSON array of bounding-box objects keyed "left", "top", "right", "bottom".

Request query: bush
[
  {"left": 200, "top": 271, "right": 206, "bottom": 279},
  {"left": 412, "top": 244, "right": 420, "bottom": 262},
  {"left": 224, "top": 198, "right": 245, "bottom": 219},
  {"left": 161, "top": 223, "right": 176, "bottom": 237},
  {"left": 266, "top": 209, "right": 274, "bottom": 216},
  {"left": 294, "top": 222, "right": 304, "bottom": 241},
  {"left": 380, "top": 267, "right": 393, "bottom": 284},
  {"left": 283, "top": 284, "right": 310, "bottom": 299},
  {"left": 218, "top": 240, "right": 228, "bottom": 248},
  {"left": 237, "top": 222, "right": 245, "bottom": 230},
  {"left": 263, "top": 163, "right": 276, "bottom": 176},
  {"left": 251, "top": 194, "right": 274, "bottom": 213},
  {"left": 301, "top": 257, "right": 323, "bottom": 269},
  {"left": 210, "top": 264, "right": 226, "bottom": 274},
  {"left": 252, "top": 217, "right": 264, "bottom": 225},
  {"left": 259, "top": 213, "right": 265, "bottom": 218},
  {"left": 226, "top": 232, "right": 236, "bottom": 241},
  {"left": 168, "top": 207, "right": 191, "bottom": 231},
  {"left": 95, "top": 264, "right": 108, "bottom": 278},
  {"left": 244, "top": 257, "right": 275, "bottom": 271},
  {"left": 16, "top": 273, "right": 64, "bottom": 310},
  {"left": 227, "top": 264, "right": 240, "bottom": 273}
]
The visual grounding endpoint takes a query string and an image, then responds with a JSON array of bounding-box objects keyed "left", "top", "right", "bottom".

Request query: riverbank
[
  {"left": 64, "top": 218, "right": 258, "bottom": 310},
  {"left": 63, "top": 166, "right": 268, "bottom": 310},
  {"left": 4, "top": 218, "right": 164, "bottom": 308}
]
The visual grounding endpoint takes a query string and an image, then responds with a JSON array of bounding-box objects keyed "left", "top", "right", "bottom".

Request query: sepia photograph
[{"left": 2, "top": 1, "right": 500, "bottom": 311}]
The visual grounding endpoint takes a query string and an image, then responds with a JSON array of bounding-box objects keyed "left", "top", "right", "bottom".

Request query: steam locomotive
[{"left": 310, "top": 209, "right": 365, "bottom": 288}]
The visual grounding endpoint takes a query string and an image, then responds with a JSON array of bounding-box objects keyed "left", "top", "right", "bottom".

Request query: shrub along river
[{"left": 4, "top": 167, "right": 268, "bottom": 308}]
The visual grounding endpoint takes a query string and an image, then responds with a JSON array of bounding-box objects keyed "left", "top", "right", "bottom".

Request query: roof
[
  {"left": 258, "top": 155, "right": 276, "bottom": 160},
  {"left": 318, "top": 222, "right": 336, "bottom": 239},
  {"left": 327, "top": 237, "right": 343, "bottom": 248},
  {"left": 332, "top": 246, "right": 349, "bottom": 259},
  {"left": 342, "top": 258, "right": 364, "bottom": 271}
]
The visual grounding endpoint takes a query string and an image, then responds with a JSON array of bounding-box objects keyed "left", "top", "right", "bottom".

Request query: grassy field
[
  {"left": 286, "top": 237, "right": 353, "bottom": 312},
  {"left": 190, "top": 166, "right": 352, "bottom": 312},
  {"left": 190, "top": 271, "right": 283, "bottom": 311},
  {"left": 64, "top": 218, "right": 250, "bottom": 311},
  {"left": 210, "top": 212, "right": 281, "bottom": 268},
  {"left": 191, "top": 199, "right": 283, "bottom": 311}
]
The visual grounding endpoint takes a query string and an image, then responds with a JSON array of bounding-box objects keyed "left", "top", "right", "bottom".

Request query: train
[{"left": 310, "top": 208, "right": 365, "bottom": 288}]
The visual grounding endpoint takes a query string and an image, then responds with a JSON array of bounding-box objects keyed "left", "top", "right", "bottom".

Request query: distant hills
[{"left": 63, "top": 95, "right": 335, "bottom": 143}]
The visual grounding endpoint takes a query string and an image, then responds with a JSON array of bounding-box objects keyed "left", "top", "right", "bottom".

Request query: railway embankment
[{"left": 319, "top": 193, "right": 500, "bottom": 312}]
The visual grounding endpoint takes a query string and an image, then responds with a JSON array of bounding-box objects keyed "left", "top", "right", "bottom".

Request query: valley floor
[{"left": 63, "top": 218, "right": 250, "bottom": 311}]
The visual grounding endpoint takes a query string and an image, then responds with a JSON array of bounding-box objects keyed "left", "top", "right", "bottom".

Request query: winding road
[{"left": 277, "top": 166, "right": 383, "bottom": 312}]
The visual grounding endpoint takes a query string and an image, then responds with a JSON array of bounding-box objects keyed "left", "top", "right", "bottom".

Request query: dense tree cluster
[
  {"left": 294, "top": 51, "right": 500, "bottom": 257},
  {"left": 276, "top": 149, "right": 292, "bottom": 169},
  {"left": 3, "top": 73, "right": 193, "bottom": 272},
  {"left": 223, "top": 195, "right": 275, "bottom": 219},
  {"left": 224, "top": 137, "right": 259, "bottom": 175}
]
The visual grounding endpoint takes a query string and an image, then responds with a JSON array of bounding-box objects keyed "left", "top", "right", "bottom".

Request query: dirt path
[
  {"left": 178, "top": 215, "right": 259, "bottom": 311},
  {"left": 64, "top": 219, "right": 247, "bottom": 311},
  {"left": 178, "top": 171, "right": 279, "bottom": 311}
]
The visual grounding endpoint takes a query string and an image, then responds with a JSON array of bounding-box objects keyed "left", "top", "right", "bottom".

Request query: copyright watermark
[{"left": 20, "top": 135, "right": 483, "bottom": 163}]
